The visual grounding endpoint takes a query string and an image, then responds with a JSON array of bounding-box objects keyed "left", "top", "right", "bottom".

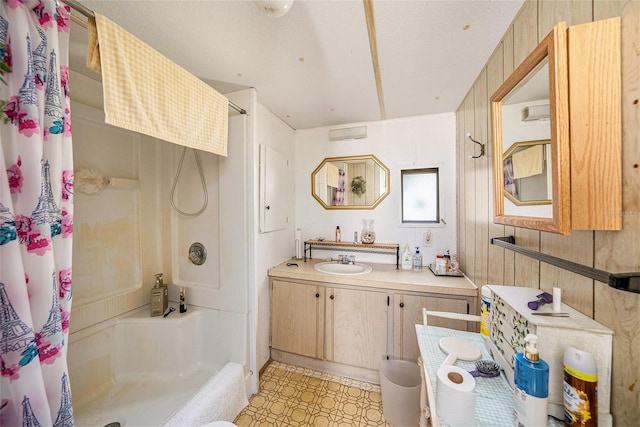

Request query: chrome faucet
[{"left": 335, "top": 255, "right": 355, "bottom": 264}]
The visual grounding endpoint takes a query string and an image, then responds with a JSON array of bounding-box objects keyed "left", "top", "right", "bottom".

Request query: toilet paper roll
[
  {"left": 295, "top": 228, "right": 303, "bottom": 259},
  {"left": 436, "top": 365, "right": 476, "bottom": 426}
]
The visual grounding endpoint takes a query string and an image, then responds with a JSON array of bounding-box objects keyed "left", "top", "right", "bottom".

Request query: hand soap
[
  {"left": 514, "top": 334, "right": 549, "bottom": 427},
  {"left": 150, "top": 273, "right": 168, "bottom": 317},
  {"left": 413, "top": 247, "right": 422, "bottom": 271},
  {"left": 401, "top": 244, "right": 413, "bottom": 270}
]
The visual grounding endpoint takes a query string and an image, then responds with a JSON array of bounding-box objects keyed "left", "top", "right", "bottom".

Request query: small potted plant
[{"left": 351, "top": 176, "right": 366, "bottom": 197}]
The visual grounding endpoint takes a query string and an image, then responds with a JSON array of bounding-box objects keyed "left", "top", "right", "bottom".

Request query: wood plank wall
[{"left": 455, "top": 0, "right": 640, "bottom": 423}]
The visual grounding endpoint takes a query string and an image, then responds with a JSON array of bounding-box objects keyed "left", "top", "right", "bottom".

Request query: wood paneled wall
[{"left": 455, "top": 0, "right": 640, "bottom": 423}]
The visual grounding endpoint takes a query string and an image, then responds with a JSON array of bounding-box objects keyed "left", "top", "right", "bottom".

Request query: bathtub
[{"left": 71, "top": 304, "right": 248, "bottom": 427}]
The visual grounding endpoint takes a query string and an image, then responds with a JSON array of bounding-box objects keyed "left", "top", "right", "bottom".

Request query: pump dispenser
[
  {"left": 514, "top": 334, "right": 549, "bottom": 426},
  {"left": 413, "top": 247, "right": 422, "bottom": 271},
  {"left": 401, "top": 244, "right": 413, "bottom": 270},
  {"left": 150, "top": 273, "right": 168, "bottom": 317}
]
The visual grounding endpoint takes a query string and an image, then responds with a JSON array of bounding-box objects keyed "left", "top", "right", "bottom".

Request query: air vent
[
  {"left": 328, "top": 126, "right": 367, "bottom": 141},
  {"left": 521, "top": 104, "right": 550, "bottom": 121}
]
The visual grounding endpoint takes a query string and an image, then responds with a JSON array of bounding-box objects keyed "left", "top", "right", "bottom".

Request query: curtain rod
[{"left": 61, "top": 0, "right": 247, "bottom": 115}]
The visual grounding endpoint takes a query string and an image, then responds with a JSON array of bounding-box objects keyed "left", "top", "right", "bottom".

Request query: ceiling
[{"left": 69, "top": 0, "right": 524, "bottom": 130}]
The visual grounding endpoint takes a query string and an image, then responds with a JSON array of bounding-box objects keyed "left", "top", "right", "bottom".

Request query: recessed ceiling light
[
  {"left": 237, "top": 72, "right": 243, "bottom": 78},
  {"left": 330, "top": 108, "right": 334, "bottom": 112},
  {"left": 435, "top": 96, "right": 440, "bottom": 100},
  {"left": 463, "top": 23, "right": 471, "bottom": 30},
  {"left": 298, "top": 57, "right": 305, "bottom": 62}
]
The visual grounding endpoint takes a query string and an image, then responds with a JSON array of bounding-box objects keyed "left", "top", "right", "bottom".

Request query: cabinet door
[
  {"left": 326, "top": 287, "right": 388, "bottom": 370},
  {"left": 271, "top": 280, "right": 324, "bottom": 359},
  {"left": 393, "top": 294, "right": 468, "bottom": 362}
]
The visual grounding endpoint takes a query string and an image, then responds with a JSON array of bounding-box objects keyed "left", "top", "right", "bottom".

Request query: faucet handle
[
  {"left": 348, "top": 255, "right": 355, "bottom": 264},
  {"left": 337, "top": 255, "right": 346, "bottom": 264}
]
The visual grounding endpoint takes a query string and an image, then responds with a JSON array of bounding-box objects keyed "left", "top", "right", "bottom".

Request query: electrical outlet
[{"left": 424, "top": 230, "right": 433, "bottom": 247}]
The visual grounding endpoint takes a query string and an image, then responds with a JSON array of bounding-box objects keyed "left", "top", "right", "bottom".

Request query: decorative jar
[{"left": 361, "top": 219, "right": 376, "bottom": 244}]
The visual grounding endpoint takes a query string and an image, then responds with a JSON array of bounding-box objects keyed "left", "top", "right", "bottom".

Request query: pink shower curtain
[{"left": 0, "top": 1, "right": 74, "bottom": 425}]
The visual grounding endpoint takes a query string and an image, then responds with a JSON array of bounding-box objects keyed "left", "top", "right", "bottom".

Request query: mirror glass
[
  {"left": 311, "top": 154, "right": 390, "bottom": 209},
  {"left": 501, "top": 60, "right": 552, "bottom": 218},
  {"left": 503, "top": 140, "right": 552, "bottom": 208},
  {"left": 491, "top": 22, "right": 570, "bottom": 234}
]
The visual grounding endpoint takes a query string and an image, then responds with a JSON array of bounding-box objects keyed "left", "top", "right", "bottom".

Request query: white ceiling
[{"left": 69, "top": 0, "right": 524, "bottom": 130}]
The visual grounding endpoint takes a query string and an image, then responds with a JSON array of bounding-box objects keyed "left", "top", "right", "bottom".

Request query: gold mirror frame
[
  {"left": 311, "top": 154, "right": 390, "bottom": 210},
  {"left": 491, "top": 22, "right": 570, "bottom": 235},
  {"left": 503, "top": 140, "right": 552, "bottom": 207}
]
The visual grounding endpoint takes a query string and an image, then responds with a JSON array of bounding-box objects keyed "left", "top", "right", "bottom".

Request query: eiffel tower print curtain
[{"left": 0, "top": 1, "right": 74, "bottom": 426}]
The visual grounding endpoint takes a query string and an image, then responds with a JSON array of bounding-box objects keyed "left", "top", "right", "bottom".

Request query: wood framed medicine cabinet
[
  {"left": 491, "top": 18, "right": 622, "bottom": 235},
  {"left": 491, "top": 22, "right": 570, "bottom": 234}
]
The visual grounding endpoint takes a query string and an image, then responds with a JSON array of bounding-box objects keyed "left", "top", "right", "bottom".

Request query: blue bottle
[{"left": 514, "top": 334, "right": 549, "bottom": 426}]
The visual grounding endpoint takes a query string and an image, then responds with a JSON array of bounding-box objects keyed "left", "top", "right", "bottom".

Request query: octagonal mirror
[{"left": 311, "top": 154, "right": 390, "bottom": 209}]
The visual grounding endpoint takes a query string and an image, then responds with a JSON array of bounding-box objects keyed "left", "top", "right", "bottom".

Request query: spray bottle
[
  {"left": 514, "top": 334, "right": 549, "bottom": 426},
  {"left": 563, "top": 346, "right": 597, "bottom": 426}
]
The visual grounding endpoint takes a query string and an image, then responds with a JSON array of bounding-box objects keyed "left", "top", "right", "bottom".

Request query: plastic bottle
[
  {"left": 335, "top": 226, "right": 341, "bottom": 242},
  {"left": 514, "top": 334, "right": 549, "bottom": 427},
  {"left": 401, "top": 244, "right": 413, "bottom": 270},
  {"left": 563, "top": 346, "right": 597, "bottom": 426},
  {"left": 150, "top": 273, "right": 168, "bottom": 317},
  {"left": 179, "top": 287, "right": 187, "bottom": 313},
  {"left": 480, "top": 286, "right": 491, "bottom": 337},
  {"left": 413, "top": 247, "right": 422, "bottom": 271}
]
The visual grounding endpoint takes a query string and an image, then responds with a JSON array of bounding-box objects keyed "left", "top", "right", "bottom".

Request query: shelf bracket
[{"left": 491, "top": 236, "right": 640, "bottom": 294}]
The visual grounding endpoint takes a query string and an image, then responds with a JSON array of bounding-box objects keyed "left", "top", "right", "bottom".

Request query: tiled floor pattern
[{"left": 234, "top": 361, "right": 392, "bottom": 427}]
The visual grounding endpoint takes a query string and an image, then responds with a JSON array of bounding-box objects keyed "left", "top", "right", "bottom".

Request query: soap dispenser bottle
[
  {"left": 413, "top": 247, "right": 422, "bottom": 271},
  {"left": 150, "top": 273, "right": 168, "bottom": 317},
  {"left": 514, "top": 333, "right": 549, "bottom": 427},
  {"left": 401, "top": 244, "right": 413, "bottom": 270}
]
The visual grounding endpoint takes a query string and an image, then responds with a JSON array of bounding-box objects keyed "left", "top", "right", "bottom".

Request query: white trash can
[{"left": 379, "top": 360, "right": 421, "bottom": 427}]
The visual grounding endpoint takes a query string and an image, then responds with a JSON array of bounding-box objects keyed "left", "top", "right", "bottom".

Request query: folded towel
[
  {"left": 512, "top": 144, "right": 544, "bottom": 179},
  {"left": 161, "top": 362, "right": 248, "bottom": 427},
  {"left": 86, "top": 14, "right": 228, "bottom": 156}
]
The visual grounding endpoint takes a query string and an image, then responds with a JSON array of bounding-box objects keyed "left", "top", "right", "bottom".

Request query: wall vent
[
  {"left": 521, "top": 104, "right": 550, "bottom": 121},
  {"left": 328, "top": 125, "right": 367, "bottom": 141}
]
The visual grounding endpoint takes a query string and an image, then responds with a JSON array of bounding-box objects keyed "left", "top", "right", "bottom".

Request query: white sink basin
[{"left": 313, "top": 262, "right": 372, "bottom": 276}]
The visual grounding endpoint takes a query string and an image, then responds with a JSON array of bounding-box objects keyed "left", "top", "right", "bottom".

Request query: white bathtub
[{"left": 71, "top": 305, "right": 247, "bottom": 427}]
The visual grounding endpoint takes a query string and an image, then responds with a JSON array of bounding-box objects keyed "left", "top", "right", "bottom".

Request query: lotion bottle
[
  {"left": 514, "top": 334, "right": 549, "bottom": 427},
  {"left": 401, "top": 244, "right": 413, "bottom": 270},
  {"left": 335, "top": 226, "right": 341, "bottom": 242}
]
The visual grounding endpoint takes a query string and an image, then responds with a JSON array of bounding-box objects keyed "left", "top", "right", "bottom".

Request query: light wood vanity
[{"left": 268, "top": 259, "right": 478, "bottom": 383}]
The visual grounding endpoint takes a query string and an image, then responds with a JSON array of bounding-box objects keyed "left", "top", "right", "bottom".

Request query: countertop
[{"left": 268, "top": 258, "right": 478, "bottom": 297}]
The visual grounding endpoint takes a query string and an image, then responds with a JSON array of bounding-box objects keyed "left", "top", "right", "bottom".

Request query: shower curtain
[
  {"left": 334, "top": 169, "right": 345, "bottom": 206},
  {"left": 0, "top": 1, "right": 74, "bottom": 425}
]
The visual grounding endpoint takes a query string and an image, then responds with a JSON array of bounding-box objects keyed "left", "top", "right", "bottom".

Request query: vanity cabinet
[
  {"left": 269, "top": 262, "right": 478, "bottom": 381},
  {"left": 393, "top": 293, "right": 469, "bottom": 362},
  {"left": 270, "top": 280, "right": 324, "bottom": 359},
  {"left": 325, "top": 287, "right": 389, "bottom": 370}
]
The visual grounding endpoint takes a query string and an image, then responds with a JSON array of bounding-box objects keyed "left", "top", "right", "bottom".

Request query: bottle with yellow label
[{"left": 563, "top": 346, "right": 597, "bottom": 427}]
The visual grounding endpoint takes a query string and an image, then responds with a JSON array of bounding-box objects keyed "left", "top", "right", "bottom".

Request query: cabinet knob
[
  {"left": 330, "top": 295, "right": 335, "bottom": 300},
  {"left": 316, "top": 293, "right": 320, "bottom": 298},
  {"left": 399, "top": 302, "right": 405, "bottom": 308}
]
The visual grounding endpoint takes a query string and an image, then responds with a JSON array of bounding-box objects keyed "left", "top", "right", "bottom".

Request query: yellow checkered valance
[{"left": 87, "top": 14, "right": 228, "bottom": 156}]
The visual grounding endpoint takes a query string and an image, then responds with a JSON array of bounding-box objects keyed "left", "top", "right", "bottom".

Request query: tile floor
[{"left": 234, "top": 361, "right": 392, "bottom": 427}]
